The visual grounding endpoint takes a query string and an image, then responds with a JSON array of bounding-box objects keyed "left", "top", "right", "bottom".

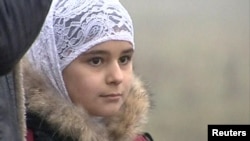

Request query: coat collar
[{"left": 22, "top": 59, "right": 151, "bottom": 141}]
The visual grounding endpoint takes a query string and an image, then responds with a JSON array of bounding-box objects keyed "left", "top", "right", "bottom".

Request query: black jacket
[
  {"left": 0, "top": 0, "right": 52, "bottom": 75},
  {"left": 0, "top": 0, "right": 51, "bottom": 141}
]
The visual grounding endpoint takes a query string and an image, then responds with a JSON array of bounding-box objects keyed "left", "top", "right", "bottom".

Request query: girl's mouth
[{"left": 100, "top": 93, "right": 122, "bottom": 101}]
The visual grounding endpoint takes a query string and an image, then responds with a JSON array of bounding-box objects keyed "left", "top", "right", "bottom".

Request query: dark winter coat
[
  {"left": 0, "top": 0, "right": 52, "bottom": 75},
  {"left": 0, "top": 0, "right": 51, "bottom": 141}
]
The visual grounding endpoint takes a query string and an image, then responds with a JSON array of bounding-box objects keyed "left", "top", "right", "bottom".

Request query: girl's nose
[{"left": 106, "top": 62, "right": 123, "bottom": 85}]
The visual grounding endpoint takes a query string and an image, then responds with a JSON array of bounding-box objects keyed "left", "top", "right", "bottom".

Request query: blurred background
[{"left": 121, "top": 0, "right": 249, "bottom": 140}]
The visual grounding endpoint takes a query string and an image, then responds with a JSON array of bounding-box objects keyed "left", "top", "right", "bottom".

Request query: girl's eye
[
  {"left": 88, "top": 57, "right": 103, "bottom": 66},
  {"left": 119, "top": 56, "right": 131, "bottom": 65}
]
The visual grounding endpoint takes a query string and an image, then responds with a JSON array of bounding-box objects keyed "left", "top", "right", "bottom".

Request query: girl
[{"left": 23, "top": 0, "right": 153, "bottom": 140}]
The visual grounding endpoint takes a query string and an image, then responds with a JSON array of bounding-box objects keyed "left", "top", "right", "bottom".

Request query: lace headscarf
[{"left": 27, "top": 0, "right": 134, "bottom": 101}]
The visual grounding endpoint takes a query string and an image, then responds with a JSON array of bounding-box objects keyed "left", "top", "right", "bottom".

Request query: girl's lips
[
  {"left": 100, "top": 93, "right": 122, "bottom": 101},
  {"left": 100, "top": 93, "right": 122, "bottom": 97}
]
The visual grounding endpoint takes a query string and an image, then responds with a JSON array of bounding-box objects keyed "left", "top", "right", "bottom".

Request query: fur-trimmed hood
[{"left": 22, "top": 58, "right": 151, "bottom": 141}]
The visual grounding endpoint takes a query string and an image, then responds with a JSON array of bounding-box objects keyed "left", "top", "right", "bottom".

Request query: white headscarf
[{"left": 27, "top": 0, "right": 134, "bottom": 101}]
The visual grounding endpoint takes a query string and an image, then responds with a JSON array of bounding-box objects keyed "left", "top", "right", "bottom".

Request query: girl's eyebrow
[
  {"left": 122, "top": 48, "right": 134, "bottom": 54},
  {"left": 84, "top": 50, "right": 109, "bottom": 55},
  {"left": 84, "top": 48, "right": 134, "bottom": 56}
]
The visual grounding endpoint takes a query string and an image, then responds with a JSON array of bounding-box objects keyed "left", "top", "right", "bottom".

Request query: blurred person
[
  {"left": 0, "top": 0, "right": 52, "bottom": 140},
  {"left": 22, "top": 0, "right": 154, "bottom": 140}
]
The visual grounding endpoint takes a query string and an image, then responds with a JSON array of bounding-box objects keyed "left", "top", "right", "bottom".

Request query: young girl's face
[{"left": 62, "top": 40, "right": 134, "bottom": 117}]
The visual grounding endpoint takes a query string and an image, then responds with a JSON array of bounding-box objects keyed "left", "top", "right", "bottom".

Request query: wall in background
[{"left": 121, "top": 0, "right": 250, "bottom": 140}]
